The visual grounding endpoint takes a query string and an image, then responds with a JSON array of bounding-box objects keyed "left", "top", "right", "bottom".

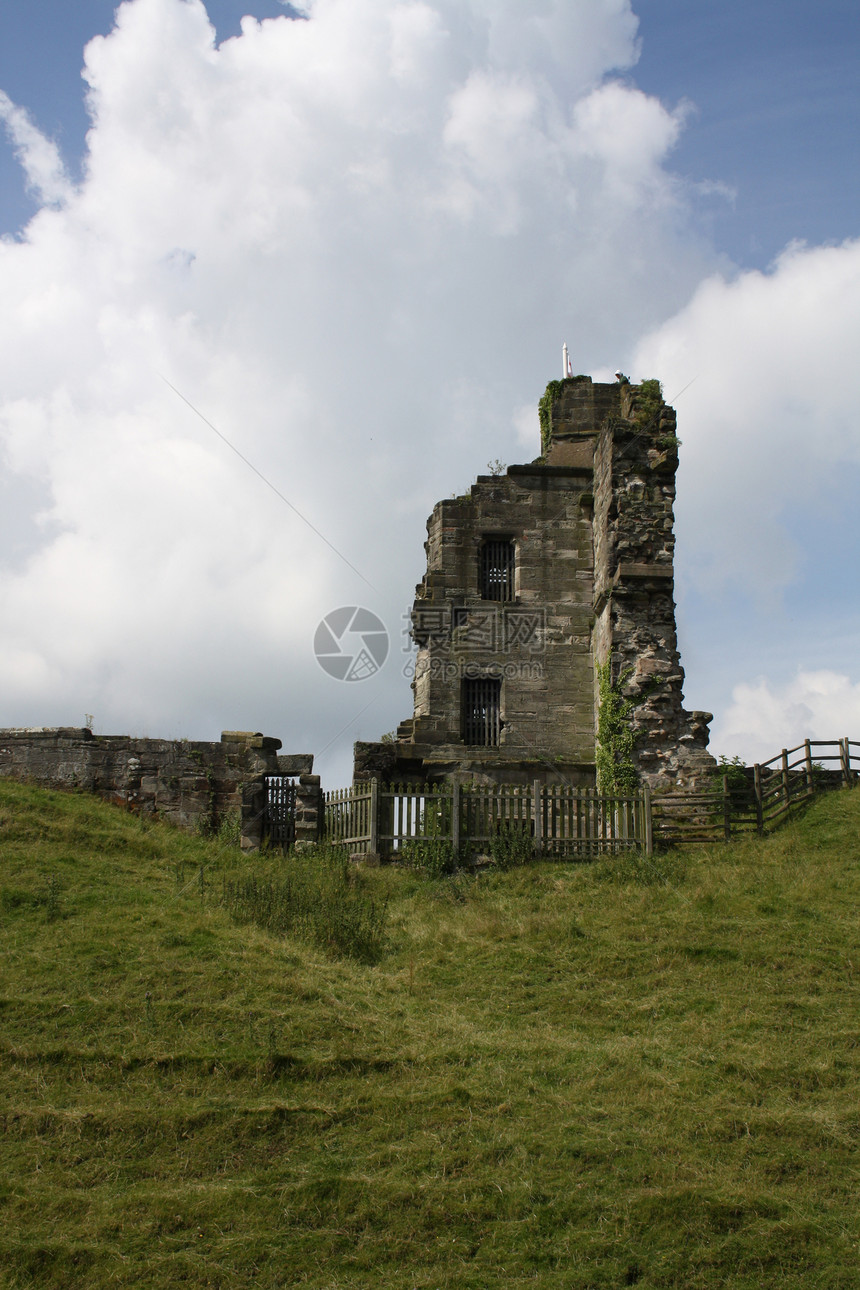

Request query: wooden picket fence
[
  {"left": 324, "top": 738, "right": 858, "bottom": 859},
  {"left": 324, "top": 779, "right": 651, "bottom": 859}
]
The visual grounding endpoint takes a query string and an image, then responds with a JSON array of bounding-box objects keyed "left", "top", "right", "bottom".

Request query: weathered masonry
[
  {"left": 356, "top": 375, "right": 715, "bottom": 792},
  {"left": 0, "top": 727, "right": 320, "bottom": 851}
]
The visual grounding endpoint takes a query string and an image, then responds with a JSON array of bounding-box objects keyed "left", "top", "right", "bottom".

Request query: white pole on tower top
[{"left": 562, "top": 341, "right": 569, "bottom": 379}]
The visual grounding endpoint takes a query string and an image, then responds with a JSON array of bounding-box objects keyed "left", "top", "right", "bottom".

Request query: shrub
[
  {"left": 489, "top": 824, "right": 535, "bottom": 870},
  {"left": 398, "top": 837, "right": 460, "bottom": 877},
  {"left": 714, "top": 754, "right": 753, "bottom": 810}
]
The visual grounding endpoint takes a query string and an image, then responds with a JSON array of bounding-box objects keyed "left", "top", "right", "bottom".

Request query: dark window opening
[
  {"left": 480, "top": 539, "right": 515, "bottom": 601},
  {"left": 462, "top": 678, "right": 502, "bottom": 746}
]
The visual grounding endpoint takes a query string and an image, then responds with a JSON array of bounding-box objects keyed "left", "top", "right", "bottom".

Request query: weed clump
[
  {"left": 400, "top": 825, "right": 536, "bottom": 876},
  {"left": 399, "top": 837, "right": 460, "bottom": 877},
  {"left": 634, "top": 377, "right": 664, "bottom": 426},
  {"left": 215, "top": 809, "right": 242, "bottom": 848},
  {"left": 714, "top": 753, "right": 753, "bottom": 811},
  {"left": 221, "top": 844, "right": 388, "bottom": 963},
  {"left": 595, "top": 848, "right": 687, "bottom": 886},
  {"left": 489, "top": 824, "right": 535, "bottom": 870}
]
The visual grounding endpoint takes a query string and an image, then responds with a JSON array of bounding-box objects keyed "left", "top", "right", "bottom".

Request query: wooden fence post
[
  {"left": 451, "top": 781, "right": 460, "bottom": 855},
  {"left": 781, "top": 749, "right": 790, "bottom": 809},
  {"left": 369, "top": 778, "right": 379, "bottom": 856},
  {"left": 722, "top": 775, "right": 731, "bottom": 841},
  {"left": 841, "top": 738, "right": 852, "bottom": 788},
  {"left": 753, "top": 764, "right": 763, "bottom": 835},
  {"left": 643, "top": 786, "right": 653, "bottom": 856},
  {"left": 533, "top": 779, "right": 543, "bottom": 855},
  {"left": 805, "top": 739, "right": 814, "bottom": 797}
]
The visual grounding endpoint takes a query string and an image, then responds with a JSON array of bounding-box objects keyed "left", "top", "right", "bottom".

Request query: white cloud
[
  {"left": 571, "top": 79, "right": 686, "bottom": 197},
  {"left": 513, "top": 403, "right": 539, "bottom": 450},
  {"left": 0, "top": 91, "right": 73, "bottom": 207},
  {"left": 7, "top": 0, "right": 850, "bottom": 784},
  {"left": 628, "top": 241, "right": 860, "bottom": 754},
  {"left": 714, "top": 670, "right": 860, "bottom": 765},
  {"left": 631, "top": 238, "right": 860, "bottom": 599}
]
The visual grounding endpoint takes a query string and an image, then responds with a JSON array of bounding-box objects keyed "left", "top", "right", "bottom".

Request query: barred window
[
  {"left": 480, "top": 539, "right": 515, "bottom": 601},
  {"left": 462, "top": 678, "right": 502, "bottom": 746}
]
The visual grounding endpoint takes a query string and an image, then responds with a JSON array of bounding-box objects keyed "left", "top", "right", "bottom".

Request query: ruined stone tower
[{"left": 355, "top": 375, "right": 715, "bottom": 792}]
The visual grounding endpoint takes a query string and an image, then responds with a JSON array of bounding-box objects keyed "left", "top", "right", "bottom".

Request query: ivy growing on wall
[
  {"left": 538, "top": 380, "right": 563, "bottom": 456},
  {"left": 538, "top": 375, "right": 588, "bottom": 456},
  {"left": 595, "top": 661, "right": 638, "bottom": 795}
]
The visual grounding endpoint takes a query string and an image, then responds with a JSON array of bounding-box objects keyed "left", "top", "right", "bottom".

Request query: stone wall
[
  {"left": 0, "top": 727, "right": 314, "bottom": 851},
  {"left": 388, "top": 458, "right": 596, "bottom": 786},
  {"left": 294, "top": 775, "right": 324, "bottom": 848},
  {"left": 591, "top": 385, "right": 715, "bottom": 789}
]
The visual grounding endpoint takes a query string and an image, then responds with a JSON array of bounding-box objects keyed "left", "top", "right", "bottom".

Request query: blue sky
[
  {"left": 0, "top": 0, "right": 858, "bottom": 780},
  {"left": 2, "top": 1, "right": 857, "bottom": 260},
  {"left": 634, "top": 0, "right": 859, "bottom": 264},
  {"left": 0, "top": 0, "right": 292, "bottom": 231}
]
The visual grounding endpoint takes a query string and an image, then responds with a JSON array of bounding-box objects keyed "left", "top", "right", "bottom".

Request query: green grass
[
  {"left": 1, "top": 778, "right": 859, "bottom": 1288},
  {"left": 221, "top": 842, "right": 389, "bottom": 964}
]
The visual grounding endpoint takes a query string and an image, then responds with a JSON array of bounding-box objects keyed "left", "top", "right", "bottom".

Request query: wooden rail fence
[{"left": 653, "top": 737, "right": 858, "bottom": 846}]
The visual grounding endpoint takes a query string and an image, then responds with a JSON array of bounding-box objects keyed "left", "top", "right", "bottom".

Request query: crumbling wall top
[{"left": 539, "top": 376, "right": 623, "bottom": 456}]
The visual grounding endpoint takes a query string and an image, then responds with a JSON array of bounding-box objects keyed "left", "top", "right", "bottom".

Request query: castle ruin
[{"left": 356, "top": 374, "right": 715, "bottom": 792}]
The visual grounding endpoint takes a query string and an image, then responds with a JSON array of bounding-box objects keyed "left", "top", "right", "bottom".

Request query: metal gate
[{"left": 264, "top": 776, "right": 297, "bottom": 849}]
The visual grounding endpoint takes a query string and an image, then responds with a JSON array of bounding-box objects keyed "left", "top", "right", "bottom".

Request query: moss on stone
[{"left": 538, "top": 375, "right": 589, "bottom": 454}]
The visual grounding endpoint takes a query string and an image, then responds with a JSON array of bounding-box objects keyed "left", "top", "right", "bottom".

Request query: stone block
[
  {"left": 277, "top": 754, "right": 314, "bottom": 775},
  {"left": 355, "top": 850, "right": 381, "bottom": 866}
]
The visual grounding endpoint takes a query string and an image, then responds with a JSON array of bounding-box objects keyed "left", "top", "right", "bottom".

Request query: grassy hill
[{"left": 1, "top": 777, "right": 858, "bottom": 1288}]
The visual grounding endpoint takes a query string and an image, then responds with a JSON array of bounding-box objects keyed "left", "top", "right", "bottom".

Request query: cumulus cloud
[
  {"left": 0, "top": 91, "right": 73, "bottom": 207},
  {"left": 5, "top": 0, "right": 855, "bottom": 784},
  {"left": 627, "top": 239, "right": 860, "bottom": 755},
  {"left": 0, "top": 0, "right": 725, "bottom": 781},
  {"left": 631, "top": 238, "right": 860, "bottom": 600},
  {"left": 714, "top": 670, "right": 860, "bottom": 765}
]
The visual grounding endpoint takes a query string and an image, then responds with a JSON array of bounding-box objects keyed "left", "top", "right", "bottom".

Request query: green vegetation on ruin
[
  {"left": 537, "top": 375, "right": 588, "bottom": 455},
  {"left": 636, "top": 377, "right": 663, "bottom": 412},
  {"left": 595, "top": 660, "right": 639, "bottom": 796},
  {"left": 2, "top": 776, "right": 859, "bottom": 1288}
]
